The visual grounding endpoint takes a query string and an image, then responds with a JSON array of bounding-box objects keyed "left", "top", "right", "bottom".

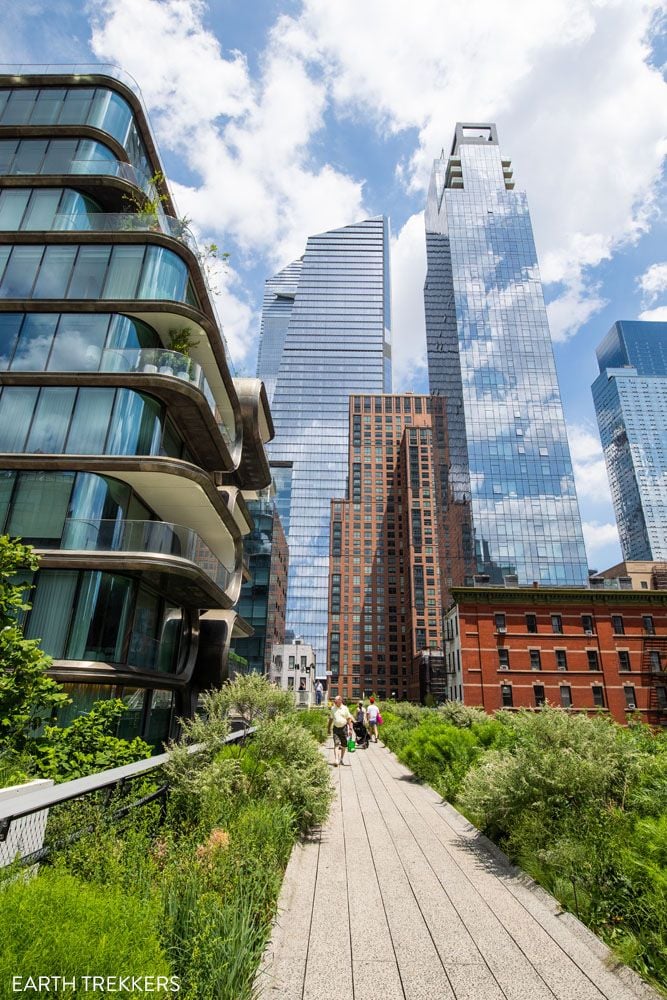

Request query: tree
[{"left": 0, "top": 536, "right": 68, "bottom": 753}]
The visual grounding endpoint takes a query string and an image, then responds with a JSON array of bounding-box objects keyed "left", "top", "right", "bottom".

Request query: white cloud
[
  {"left": 567, "top": 423, "right": 612, "bottom": 501},
  {"left": 639, "top": 305, "right": 667, "bottom": 322},
  {"left": 582, "top": 520, "right": 621, "bottom": 560},
  {"left": 389, "top": 212, "right": 428, "bottom": 390},
  {"left": 638, "top": 261, "right": 667, "bottom": 304},
  {"left": 289, "top": 0, "right": 667, "bottom": 345}
]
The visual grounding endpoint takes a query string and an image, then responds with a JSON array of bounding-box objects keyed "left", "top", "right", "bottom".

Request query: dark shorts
[{"left": 333, "top": 726, "right": 348, "bottom": 747}]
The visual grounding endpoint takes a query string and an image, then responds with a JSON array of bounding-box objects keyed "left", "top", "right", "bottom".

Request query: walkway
[{"left": 257, "top": 739, "right": 659, "bottom": 1000}]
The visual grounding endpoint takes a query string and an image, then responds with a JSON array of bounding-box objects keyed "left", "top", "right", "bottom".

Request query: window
[
  {"left": 559, "top": 686, "right": 572, "bottom": 708},
  {"left": 494, "top": 612, "right": 506, "bottom": 633},
  {"left": 656, "top": 687, "right": 667, "bottom": 710},
  {"left": 642, "top": 615, "right": 655, "bottom": 635},
  {"left": 592, "top": 686, "right": 605, "bottom": 708},
  {"left": 529, "top": 649, "right": 541, "bottom": 670},
  {"left": 551, "top": 614, "right": 563, "bottom": 634},
  {"left": 501, "top": 684, "right": 513, "bottom": 707},
  {"left": 533, "top": 684, "right": 545, "bottom": 707},
  {"left": 587, "top": 649, "right": 600, "bottom": 671},
  {"left": 649, "top": 650, "right": 662, "bottom": 673},
  {"left": 624, "top": 686, "right": 637, "bottom": 710},
  {"left": 618, "top": 650, "right": 631, "bottom": 672},
  {"left": 611, "top": 615, "right": 625, "bottom": 635},
  {"left": 525, "top": 614, "right": 537, "bottom": 634},
  {"left": 288, "top": 656, "right": 295, "bottom": 669},
  {"left": 581, "top": 614, "right": 593, "bottom": 634},
  {"left": 498, "top": 648, "right": 510, "bottom": 670},
  {"left": 555, "top": 649, "right": 568, "bottom": 671}
]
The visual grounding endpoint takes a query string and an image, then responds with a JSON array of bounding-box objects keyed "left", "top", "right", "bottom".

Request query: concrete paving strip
[{"left": 255, "top": 739, "right": 663, "bottom": 1000}]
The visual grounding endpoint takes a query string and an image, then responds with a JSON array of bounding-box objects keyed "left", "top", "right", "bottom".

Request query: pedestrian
[
  {"left": 328, "top": 695, "right": 353, "bottom": 766},
  {"left": 315, "top": 680, "right": 323, "bottom": 705},
  {"left": 366, "top": 697, "right": 380, "bottom": 743}
]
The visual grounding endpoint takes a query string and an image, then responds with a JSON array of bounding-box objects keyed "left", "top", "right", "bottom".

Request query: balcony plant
[{"left": 166, "top": 328, "right": 200, "bottom": 381}]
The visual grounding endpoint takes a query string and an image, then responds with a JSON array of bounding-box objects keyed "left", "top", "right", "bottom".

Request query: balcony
[
  {"left": 60, "top": 517, "right": 234, "bottom": 596},
  {"left": 99, "top": 347, "right": 234, "bottom": 454},
  {"left": 49, "top": 212, "right": 198, "bottom": 255}
]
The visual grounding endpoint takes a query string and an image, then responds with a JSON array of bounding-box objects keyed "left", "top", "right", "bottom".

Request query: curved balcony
[
  {"left": 60, "top": 517, "right": 234, "bottom": 596},
  {"left": 64, "top": 157, "right": 152, "bottom": 194},
  {"left": 50, "top": 212, "right": 198, "bottom": 253},
  {"left": 99, "top": 347, "right": 234, "bottom": 454}
]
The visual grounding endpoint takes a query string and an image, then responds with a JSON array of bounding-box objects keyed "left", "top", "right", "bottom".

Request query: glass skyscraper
[
  {"left": 424, "top": 123, "right": 588, "bottom": 586},
  {"left": 258, "top": 217, "right": 391, "bottom": 672},
  {"left": 592, "top": 320, "right": 667, "bottom": 561}
]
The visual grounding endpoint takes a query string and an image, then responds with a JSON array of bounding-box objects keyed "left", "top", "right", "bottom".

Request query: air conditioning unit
[
  {"left": 585, "top": 629, "right": 593, "bottom": 635},
  {"left": 497, "top": 626, "right": 507, "bottom": 633},
  {"left": 627, "top": 702, "right": 636, "bottom": 711}
]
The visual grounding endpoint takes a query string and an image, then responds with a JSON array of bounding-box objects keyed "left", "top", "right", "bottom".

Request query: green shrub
[
  {"left": 437, "top": 701, "right": 489, "bottom": 728},
  {"left": 293, "top": 708, "right": 329, "bottom": 743},
  {"left": 0, "top": 868, "right": 170, "bottom": 999}
]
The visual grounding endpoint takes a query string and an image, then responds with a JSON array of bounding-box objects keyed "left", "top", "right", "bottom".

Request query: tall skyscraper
[
  {"left": 592, "top": 320, "right": 667, "bottom": 560},
  {"left": 258, "top": 217, "right": 391, "bottom": 672},
  {"left": 424, "top": 123, "right": 588, "bottom": 586},
  {"left": 327, "top": 394, "right": 451, "bottom": 703},
  {"left": 0, "top": 67, "right": 271, "bottom": 743}
]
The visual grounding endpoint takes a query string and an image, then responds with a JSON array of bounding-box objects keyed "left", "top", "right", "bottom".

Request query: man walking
[
  {"left": 366, "top": 697, "right": 380, "bottom": 743},
  {"left": 328, "top": 695, "right": 353, "bottom": 766},
  {"left": 315, "top": 680, "right": 324, "bottom": 705}
]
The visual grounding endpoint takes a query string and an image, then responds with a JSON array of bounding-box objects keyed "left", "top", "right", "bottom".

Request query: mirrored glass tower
[
  {"left": 424, "top": 123, "right": 588, "bottom": 586},
  {"left": 592, "top": 320, "right": 667, "bottom": 561},
  {"left": 258, "top": 217, "right": 392, "bottom": 672}
]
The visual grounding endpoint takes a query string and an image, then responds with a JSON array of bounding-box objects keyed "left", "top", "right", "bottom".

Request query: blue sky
[{"left": 2, "top": 0, "right": 666, "bottom": 572}]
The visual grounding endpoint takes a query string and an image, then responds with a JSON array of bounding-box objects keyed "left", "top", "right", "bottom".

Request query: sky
[{"left": 2, "top": 0, "right": 666, "bottom": 572}]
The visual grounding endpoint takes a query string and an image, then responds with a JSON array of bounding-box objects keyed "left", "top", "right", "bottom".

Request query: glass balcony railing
[
  {"left": 99, "top": 347, "right": 234, "bottom": 453},
  {"left": 51, "top": 212, "right": 198, "bottom": 253},
  {"left": 67, "top": 157, "right": 152, "bottom": 194},
  {"left": 60, "top": 518, "right": 234, "bottom": 595}
]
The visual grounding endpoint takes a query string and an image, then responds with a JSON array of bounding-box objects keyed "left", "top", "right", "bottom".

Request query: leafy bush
[
  {"left": 437, "top": 701, "right": 489, "bottom": 728},
  {"left": 293, "top": 708, "right": 329, "bottom": 743},
  {"left": 0, "top": 869, "right": 171, "bottom": 999}
]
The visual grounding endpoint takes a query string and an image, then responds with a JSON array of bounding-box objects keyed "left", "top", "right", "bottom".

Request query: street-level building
[
  {"left": 0, "top": 66, "right": 273, "bottom": 745},
  {"left": 328, "top": 393, "right": 459, "bottom": 703},
  {"left": 444, "top": 584, "right": 667, "bottom": 726},
  {"left": 232, "top": 497, "right": 288, "bottom": 674},
  {"left": 270, "top": 640, "right": 316, "bottom": 708}
]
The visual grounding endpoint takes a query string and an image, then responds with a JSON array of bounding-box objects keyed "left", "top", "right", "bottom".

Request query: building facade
[
  {"left": 269, "top": 640, "right": 316, "bottom": 708},
  {"left": 592, "top": 320, "right": 667, "bottom": 561},
  {"left": 445, "top": 584, "right": 667, "bottom": 726},
  {"left": 424, "top": 122, "right": 588, "bottom": 587},
  {"left": 232, "top": 498, "right": 288, "bottom": 674},
  {"left": 0, "top": 67, "right": 273, "bottom": 745},
  {"left": 327, "top": 394, "right": 454, "bottom": 702},
  {"left": 258, "top": 217, "right": 392, "bottom": 675}
]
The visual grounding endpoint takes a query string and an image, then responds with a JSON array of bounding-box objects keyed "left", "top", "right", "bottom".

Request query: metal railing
[
  {"left": 60, "top": 518, "right": 235, "bottom": 595},
  {"left": 0, "top": 727, "right": 256, "bottom": 870},
  {"left": 48, "top": 212, "right": 198, "bottom": 252}
]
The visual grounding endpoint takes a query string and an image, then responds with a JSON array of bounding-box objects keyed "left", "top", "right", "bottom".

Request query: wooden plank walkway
[{"left": 257, "top": 738, "right": 660, "bottom": 1000}]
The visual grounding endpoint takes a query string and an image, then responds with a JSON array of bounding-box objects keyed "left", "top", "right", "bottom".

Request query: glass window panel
[
  {"left": 0, "top": 387, "right": 38, "bottom": 450},
  {"left": 0, "top": 246, "right": 43, "bottom": 297},
  {"left": 0, "top": 141, "right": 18, "bottom": 173},
  {"left": 31, "top": 88, "right": 67, "bottom": 125},
  {"left": 10, "top": 313, "right": 57, "bottom": 370},
  {"left": 146, "top": 690, "right": 174, "bottom": 747},
  {"left": 89, "top": 89, "right": 132, "bottom": 144},
  {"left": 107, "top": 390, "right": 162, "bottom": 455},
  {"left": 58, "top": 88, "right": 94, "bottom": 124},
  {"left": 0, "top": 471, "right": 16, "bottom": 532},
  {"left": 0, "top": 90, "right": 7, "bottom": 119},
  {"left": 49, "top": 314, "right": 108, "bottom": 371},
  {"left": 0, "top": 313, "right": 22, "bottom": 369},
  {"left": 128, "top": 586, "right": 161, "bottom": 669},
  {"left": 138, "top": 246, "right": 188, "bottom": 301},
  {"left": 26, "top": 569, "right": 78, "bottom": 658},
  {"left": 32, "top": 245, "right": 77, "bottom": 298},
  {"left": 102, "top": 245, "right": 144, "bottom": 298},
  {"left": 106, "top": 314, "right": 159, "bottom": 350},
  {"left": 67, "top": 245, "right": 110, "bottom": 298},
  {"left": 65, "top": 387, "right": 115, "bottom": 453},
  {"left": 26, "top": 387, "right": 76, "bottom": 453},
  {"left": 67, "top": 570, "right": 134, "bottom": 662},
  {"left": 68, "top": 471, "right": 130, "bottom": 522},
  {"left": 14, "top": 139, "right": 48, "bottom": 173},
  {"left": 1, "top": 89, "right": 38, "bottom": 124},
  {"left": 57, "top": 189, "right": 102, "bottom": 225},
  {"left": 21, "top": 188, "right": 62, "bottom": 230},
  {"left": 157, "top": 606, "right": 184, "bottom": 674},
  {"left": 115, "top": 688, "right": 146, "bottom": 741},
  {"left": 41, "top": 138, "right": 78, "bottom": 174},
  {"left": 76, "top": 138, "right": 117, "bottom": 165},
  {"left": 0, "top": 189, "right": 30, "bottom": 229},
  {"left": 7, "top": 471, "right": 74, "bottom": 544},
  {"left": 56, "top": 683, "right": 113, "bottom": 728}
]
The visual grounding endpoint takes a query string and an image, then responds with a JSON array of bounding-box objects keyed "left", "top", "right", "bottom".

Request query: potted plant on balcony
[{"left": 167, "top": 328, "right": 200, "bottom": 381}]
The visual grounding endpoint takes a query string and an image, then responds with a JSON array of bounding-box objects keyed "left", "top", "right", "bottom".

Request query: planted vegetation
[
  {"left": 379, "top": 701, "right": 667, "bottom": 994},
  {"left": 0, "top": 676, "right": 331, "bottom": 1000}
]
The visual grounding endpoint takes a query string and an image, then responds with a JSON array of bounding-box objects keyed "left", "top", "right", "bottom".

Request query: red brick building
[
  {"left": 327, "top": 393, "right": 468, "bottom": 702},
  {"left": 444, "top": 584, "right": 667, "bottom": 725}
]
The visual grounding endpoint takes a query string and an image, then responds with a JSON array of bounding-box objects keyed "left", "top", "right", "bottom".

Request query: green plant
[
  {"left": 0, "top": 536, "right": 69, "bottom": 752},
  {"left": 121, "top": 171, "right": 168, "bottom": 230},
  {"left": 293, "top": 708, "right": 329, "bottom": 743},
  {"left": 0, "top": 868, "right": 171, "bottom": 999}
]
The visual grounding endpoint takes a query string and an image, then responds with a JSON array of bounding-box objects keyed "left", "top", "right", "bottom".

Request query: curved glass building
[{"left": 0, "top": 68, "right": 274, "bottom": 745}]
